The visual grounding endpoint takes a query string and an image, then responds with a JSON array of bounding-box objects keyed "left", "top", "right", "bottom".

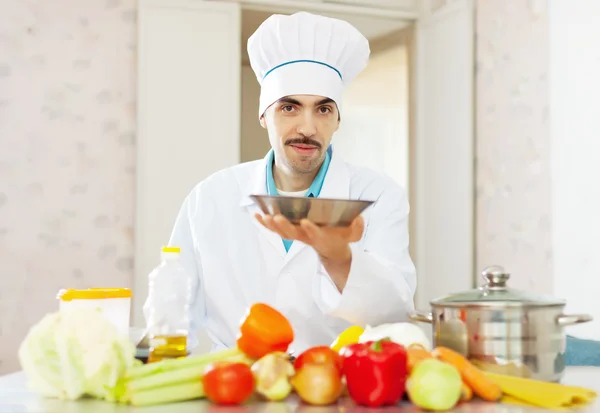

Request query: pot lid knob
[{"left": 481, "top": 265, "right": 510, "bottom": 288}]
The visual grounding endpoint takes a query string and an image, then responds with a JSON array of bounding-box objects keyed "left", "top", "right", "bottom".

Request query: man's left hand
[{"left": 254, "top": 213, "right": 365, "bottom": 291}]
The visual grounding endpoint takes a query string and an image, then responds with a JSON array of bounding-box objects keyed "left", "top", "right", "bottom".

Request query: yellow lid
[
  {"left": 162, "top": 246, "right": 181, "bottom": 253},
  {"left": 57, "top": 288, "right": 133, "bottom": 301}
]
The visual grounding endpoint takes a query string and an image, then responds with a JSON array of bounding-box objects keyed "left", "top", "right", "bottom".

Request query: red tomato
[
  {"left": 294, "top": 346, "right": 343, "bottom": 373},
  {"left": 203, "top": 362, "right": 255, "bottom": 405}
]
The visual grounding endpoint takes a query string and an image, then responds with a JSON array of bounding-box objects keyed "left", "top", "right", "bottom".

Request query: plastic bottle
[{"left": 146, "top": 246, "right": 191, "bottom": 363}]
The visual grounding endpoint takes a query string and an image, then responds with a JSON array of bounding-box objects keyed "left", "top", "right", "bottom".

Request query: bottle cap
[{"left": 162, "top": 246, "right": 181, "bottom": 254}]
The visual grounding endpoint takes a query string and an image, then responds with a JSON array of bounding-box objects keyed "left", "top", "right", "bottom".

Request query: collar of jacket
[{"left": 239, "top": 143, "right": 350, "bottom": 207}]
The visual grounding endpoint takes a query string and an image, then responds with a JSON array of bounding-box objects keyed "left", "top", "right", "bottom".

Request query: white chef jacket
[{"left": 144, "top": 146, "right": 417, "bottom": 354}]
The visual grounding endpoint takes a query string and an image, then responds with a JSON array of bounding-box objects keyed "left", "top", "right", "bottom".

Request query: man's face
[{"left": 260, "top": 95, "right": 340, "bottom": 175}]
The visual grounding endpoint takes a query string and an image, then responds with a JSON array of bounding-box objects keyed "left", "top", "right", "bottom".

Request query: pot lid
[{"left": 430, "top": 265, "right": 566, "bottom": 307}]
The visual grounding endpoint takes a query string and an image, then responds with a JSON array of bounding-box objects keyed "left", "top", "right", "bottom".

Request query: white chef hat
[{"left": 247, "top": 11, "right": 370, "bottom": 118}]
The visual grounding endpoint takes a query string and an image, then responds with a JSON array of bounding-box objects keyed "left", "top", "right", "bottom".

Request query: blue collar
[{"left": 266, "top": 145, "right": 332, "bottom": 198}]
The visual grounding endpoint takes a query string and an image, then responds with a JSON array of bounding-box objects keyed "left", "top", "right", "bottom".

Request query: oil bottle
[{"left": 145, "top": 246, "right": 191, "bottom": 363}]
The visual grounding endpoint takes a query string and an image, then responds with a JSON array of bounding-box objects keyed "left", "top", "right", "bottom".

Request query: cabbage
[
  {"left": 18, "top": 307, "right": 138, "bottom": 402},
  {"left": 359, "top": 322, "right": 432, "bottom": 350}
]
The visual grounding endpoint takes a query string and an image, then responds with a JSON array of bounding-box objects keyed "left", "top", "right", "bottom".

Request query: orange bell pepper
[{"left": 236, "top": 303, "right": 294, "bottom": 359}]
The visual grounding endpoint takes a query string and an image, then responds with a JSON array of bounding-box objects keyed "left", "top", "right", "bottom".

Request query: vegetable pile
[
  {"left": 21, "top": 303, "right": 534, "bottom": 410},
  {"left": 120, "top": 347, "right": 251, "bottom": 405}
]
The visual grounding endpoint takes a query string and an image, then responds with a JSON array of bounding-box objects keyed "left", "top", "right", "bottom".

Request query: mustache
[{"left": 285, "top": 137, "right": 322, "bottom": 148}]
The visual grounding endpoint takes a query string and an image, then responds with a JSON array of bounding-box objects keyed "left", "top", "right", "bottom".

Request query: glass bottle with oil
[{"left": 144, "top": 246, "right": 191, "bottom": 363}]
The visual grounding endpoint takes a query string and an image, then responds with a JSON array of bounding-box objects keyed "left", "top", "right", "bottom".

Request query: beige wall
[
  {"left": 0, "top": 0, "right": 137, "bottom": 374},
  {"left": 241, "top": 65, "right": 270, "bottom": 162},
  {"left": 475, "top": 1, "right": 552, "bottom": 293},
  {"left": 343, "top": 45, "right": 408, "bottom": 107},
  {"left": 334, "top": 44, "right": 409, "bottom": 189}
]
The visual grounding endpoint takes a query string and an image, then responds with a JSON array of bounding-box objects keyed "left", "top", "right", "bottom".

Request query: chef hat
[{"left": 247, "top": 11, "right": 370, "bottom": 118}]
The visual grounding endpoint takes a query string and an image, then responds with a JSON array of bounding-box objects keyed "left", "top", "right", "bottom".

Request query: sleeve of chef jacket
[
  {"left": 142, "top": 191, "right": 206, "bottom": 350},
  {"left": 313, "top": 184, "right": 417, "bottom": 326}
]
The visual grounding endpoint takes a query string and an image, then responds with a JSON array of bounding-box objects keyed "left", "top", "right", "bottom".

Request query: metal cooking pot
[{"left": 409, "top": 265, "right": 593, "bottom": 382}]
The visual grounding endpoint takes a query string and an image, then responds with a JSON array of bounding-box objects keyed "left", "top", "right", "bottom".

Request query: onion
[
  {"left": 250, "top": 352, "right": 295, "bottom": 401},
  {"left": 290, "top": 362, "right": 343, "bottom": 406}
]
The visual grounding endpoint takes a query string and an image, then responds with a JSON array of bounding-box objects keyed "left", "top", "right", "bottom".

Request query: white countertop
[{"left": 1, "top": 368, "right": 598, "bottom": 412}]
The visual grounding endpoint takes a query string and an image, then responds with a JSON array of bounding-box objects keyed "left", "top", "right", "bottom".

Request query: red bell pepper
[{"left": 340, "top": 339, "right": 408, "bottom": 407}]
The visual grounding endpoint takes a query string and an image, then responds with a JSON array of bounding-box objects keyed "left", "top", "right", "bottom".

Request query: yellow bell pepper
[{"left": 330, "top": 325, "right": 365, "bottom": 352}]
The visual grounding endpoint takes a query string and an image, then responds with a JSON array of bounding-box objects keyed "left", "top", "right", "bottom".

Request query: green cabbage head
[{"left": 18, "top": 307, "right": 138, "bottom": 402}]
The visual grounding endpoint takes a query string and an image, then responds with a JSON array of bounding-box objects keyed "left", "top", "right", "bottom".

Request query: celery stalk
[
  {"left": 128, "top": 364, "right": 207, "bottom": 393},
  {"left": 126, "top": 347, "right": 243, "bottom": 380},
  {"left": 130, "top": 381, "right": 205, "bottom": 406},
  {"left": 127, "top": 353, "right": 252, "bottom": 393}
]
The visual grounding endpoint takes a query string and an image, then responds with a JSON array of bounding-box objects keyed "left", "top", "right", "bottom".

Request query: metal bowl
[{"left": 250, "top": 194, "right": 375, "bottom": 227}]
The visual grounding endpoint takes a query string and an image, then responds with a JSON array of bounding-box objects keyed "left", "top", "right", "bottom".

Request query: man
[{"left": 144, "top": 11, "right": 417, "bottom": 353}]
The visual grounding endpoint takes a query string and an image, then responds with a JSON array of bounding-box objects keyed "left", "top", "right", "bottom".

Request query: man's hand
[{"left": 254, "top": 213, "right": 365, "bottom": 291}]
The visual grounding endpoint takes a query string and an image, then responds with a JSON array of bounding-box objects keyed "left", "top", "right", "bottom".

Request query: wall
[
  {"left": 549, "top": 0, "right": 600, "bottom": 340},
  {"left": 0, "top": 0, "right": 137, "bottom": 374},
  {"left": 475, "top": 0, "right": 552, "bottom": 293},
  {"left": 240, "top": 65, "right": 270, "bottom": 162},
  {"left": 334, "top": 44, "right": 409, "bottom": 189},
  {"left": 476, "top": 0, "right": 600, "bottom": 340}
]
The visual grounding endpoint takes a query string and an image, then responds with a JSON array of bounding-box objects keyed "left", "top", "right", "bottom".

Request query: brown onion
[{"left": 290, "top": 362, "right": 343, "bottom": 406}]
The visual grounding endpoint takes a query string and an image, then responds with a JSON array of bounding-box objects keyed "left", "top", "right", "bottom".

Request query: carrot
[
  {"left": 460, "top": 381, "right": 473, "bottom": 402},
  {"left": 406, "top": 344, "right": 433, "bottom": 373},
  {"left": 432, "top": 346, "right": 502, "bottom": 402}
]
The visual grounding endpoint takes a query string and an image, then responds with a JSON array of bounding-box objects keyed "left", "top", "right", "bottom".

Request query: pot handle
[
  {"left": 556, "top": 314, "right": 593, "bottom": 327},
  {"left": 409, "top": 310, "right": 433, "bottom": 324}
]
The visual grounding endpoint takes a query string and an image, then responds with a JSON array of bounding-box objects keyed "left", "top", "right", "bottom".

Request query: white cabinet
[
  {"left": 134, "top": 0, "right": 241, "bottom": 328},
  {"left": 412, "top": 0, "right": 475, "bottom": 309}
]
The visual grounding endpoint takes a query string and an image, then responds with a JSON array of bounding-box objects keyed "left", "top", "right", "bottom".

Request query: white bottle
[{"left": 146, "top": 246, "right": 191, "bottom": 362}]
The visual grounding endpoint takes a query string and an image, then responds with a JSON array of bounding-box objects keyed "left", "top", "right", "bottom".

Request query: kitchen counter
[{"left": 1, "top": 368, "right": 598, "bottom": 412}]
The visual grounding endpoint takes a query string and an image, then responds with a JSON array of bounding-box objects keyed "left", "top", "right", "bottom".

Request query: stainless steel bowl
[{"left": 250, "top": 195, "right": 374, "bottom": 227}]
